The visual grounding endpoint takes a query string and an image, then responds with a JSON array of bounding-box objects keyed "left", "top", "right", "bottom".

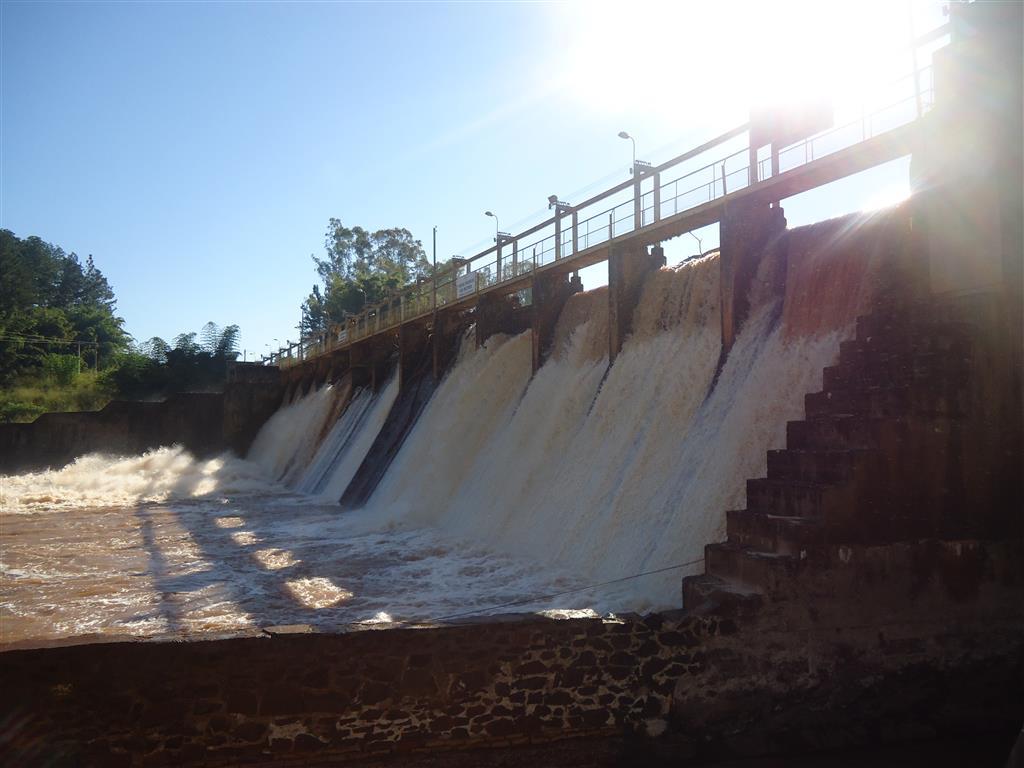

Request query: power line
[{"left": 0, "top": 333, "right": 99, "bottom": 346}]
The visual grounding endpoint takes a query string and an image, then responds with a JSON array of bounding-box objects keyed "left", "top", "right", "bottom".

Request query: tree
[
  {"left": 0, "top": 230, "right": 128, "bottom": 382},
  {"left": 301, "top": 220, "right": 432, "bottom": 335}
]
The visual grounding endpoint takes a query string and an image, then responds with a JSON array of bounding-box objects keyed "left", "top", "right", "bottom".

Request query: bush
[
  {"left": 0, "top": 399, "right": 45, "bottom": 423},
  {"left": 42, "top": 354, "right": 80, "bottom": 386}
]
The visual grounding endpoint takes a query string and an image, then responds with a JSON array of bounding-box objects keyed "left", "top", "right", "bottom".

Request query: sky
[{"left": 1, "top": 1, "right": 947, "bottom": 360}]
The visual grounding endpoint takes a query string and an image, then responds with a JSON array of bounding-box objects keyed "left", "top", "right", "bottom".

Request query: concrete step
[
  {"left": 804, "top": 384, "right": 968, "bottom": 419},
  {"left": 704, "top": 542, "right": 799, "bottom": 593},
  {"left": 726, "top": 509, "right": 824, "bottom": 555},
  {"left": 786, "top": 414, "right": 901, "bottom": 452},
  {"left": 765, "top": 447, "right": 877, "bottom": 484},
  {"left": 851, "top": 315, "right": 970, "bottom": 348},
  {"left": 821, "top": 353, "right": 970, "bottom": 391},
  {"left": 838, "top": 336, "right": 972, "bottom": 369},
  {"left": 745, "top": 477, "right": 841, "bottom": 518}
]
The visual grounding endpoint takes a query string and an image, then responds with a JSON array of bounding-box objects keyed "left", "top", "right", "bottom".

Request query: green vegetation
[
  {"left": 300, "top": 219, "right": 434, "bottom": 335},
  {"left": 1, "top": 229, "right": 241, "bottom": 422},
  {"left": 109, "top": 322, "right": 241, "bottom": 399}
]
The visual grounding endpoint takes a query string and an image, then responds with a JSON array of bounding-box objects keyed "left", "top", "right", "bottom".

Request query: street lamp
[
  {"left": 484, "top": 210, "right": 499, "bottom": 242},
  {"left": 618, "top": 131, "right": 636, "bottom": 175}
]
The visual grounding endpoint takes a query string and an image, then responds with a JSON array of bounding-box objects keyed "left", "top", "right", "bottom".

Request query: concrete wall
[
  {"left": 1, "top": 538, "right": 1019, "bottom": 767},
  {"left": 0, "top": 394, "right": 225, "bottom": 474},
  {"left": 0, "top": 363, "right": 284, "bottom": 474}
]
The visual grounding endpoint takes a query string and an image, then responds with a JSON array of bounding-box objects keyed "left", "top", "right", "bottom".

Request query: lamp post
[
  {"left": 485, "top": 211, "right": 512, "bottom": 280},
  {"left": 618, "top": 131, "right": 636, "bottom": 175},
  {"left": 484, "top": 211, "right": 499, "bottom": 242}
]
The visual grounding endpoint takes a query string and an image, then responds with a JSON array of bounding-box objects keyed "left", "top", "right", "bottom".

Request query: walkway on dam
[{"left": 265, "top": 30, "right": 945, "bottom": 370}]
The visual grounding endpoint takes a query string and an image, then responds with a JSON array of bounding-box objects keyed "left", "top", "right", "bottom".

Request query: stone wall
[
  {"left": 0, "top": 364, "right": 284, "bottom": 474},
  {"left": 1, "top": 538, "right": 1019, "bottom": 767},
  {"left": 222, "top": 363, "right": 285, "bottom": 456},
  {"left": 0, "top": 393, "right": 224, "bottom": 474}
]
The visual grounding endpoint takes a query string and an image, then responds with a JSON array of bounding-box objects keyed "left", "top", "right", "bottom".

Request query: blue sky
[{"left": 2, "top": 1, "right": 945, "bottom": 359}]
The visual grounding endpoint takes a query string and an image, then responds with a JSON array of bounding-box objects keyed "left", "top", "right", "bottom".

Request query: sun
[{"left": 552, "top": 0, "right": 943, "bottom": 128}]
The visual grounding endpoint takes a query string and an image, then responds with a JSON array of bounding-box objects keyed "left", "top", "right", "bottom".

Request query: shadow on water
[{"left": 125, "top": 455, "right": 429, "bottom": 636}]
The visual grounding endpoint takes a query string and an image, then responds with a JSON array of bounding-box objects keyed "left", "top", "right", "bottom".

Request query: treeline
[
  {"left": 0, "top": 229, "right": 127, "bottom": 380},
  {"left": 300, "top": 220, "right": 435, "bottom": 335},
  {"left": 0, "top": 229, "right": 241, "bottom": 422},
  {"left": 110, "top": 322, "right": 241, "bottom": 398}
]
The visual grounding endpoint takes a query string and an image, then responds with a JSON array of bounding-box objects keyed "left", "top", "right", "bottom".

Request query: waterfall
[
  {"left": 296, "top": 377, "right": 400, "bottom": 499},
  {"left": 367, "top": 248, "right": 854, "bottom": 609},
  {"left": 247, "top": 384, "right": 340, "bottom": 484},
  {"left": 247, "top": 375, "right": 400, "bottom": 501}
]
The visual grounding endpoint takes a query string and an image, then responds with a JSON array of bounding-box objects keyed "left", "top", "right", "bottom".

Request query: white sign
[
  {"left": 456, "top": 272, "right": 477, "bottom": 299},
  {"left": 337, "top": 329, "right": 348, "bottom": 343}
]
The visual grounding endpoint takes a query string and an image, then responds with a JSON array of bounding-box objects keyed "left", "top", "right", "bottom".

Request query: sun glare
[
  {"left": 862, "top": 182, "right": 911, "bottom": 212},
  {"left": 555, "top": 1, "right": 938, "bottom": 126},
  {"left": 285, "top": 577, "right": 353, "bottom": 610}
]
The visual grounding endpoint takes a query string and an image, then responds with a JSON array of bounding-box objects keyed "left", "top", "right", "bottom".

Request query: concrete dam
[{"left": 1, "top": 5, "right": 1021, "bottom": 766}]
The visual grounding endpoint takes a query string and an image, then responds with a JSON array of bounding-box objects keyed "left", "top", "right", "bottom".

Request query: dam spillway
[{"left": 1, "top": 212, "right": 885, "bottom": 641}]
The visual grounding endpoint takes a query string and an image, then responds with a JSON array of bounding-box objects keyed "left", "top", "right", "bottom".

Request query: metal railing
[{"left": 265, "top": 46, "right": 943, "bottom": 368}]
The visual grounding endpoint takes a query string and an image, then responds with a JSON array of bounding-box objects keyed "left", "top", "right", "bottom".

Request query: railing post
[
  {"left": 571, "top": 210, "right": 579, "bottom": 256},
  {"left": 554, "top": 213, "right": 562, "bottom": 261},
  {"left": 633, "top": 176, "right": 641, "bottom": 229},
  {"left": 608, "top": 212, "right": 614, "bottom": 241},
  {"left": 496, "top": 244, "right": 502, "bottom": 283},
  {"left": 653, "top": 172, "right": 661, "bottom": 222},
  {"left": 512, "top": 239, "right": 518, "bottom": 276}
]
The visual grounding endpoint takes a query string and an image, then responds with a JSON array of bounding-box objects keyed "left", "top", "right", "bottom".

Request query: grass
[{"left": 0, "top": 371, "right": 115, "bottom": 423}]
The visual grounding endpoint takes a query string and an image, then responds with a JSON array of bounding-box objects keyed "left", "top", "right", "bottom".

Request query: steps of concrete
[
  {"left": 726, "top": 509, "right": 823, "bottom": 555},
  {"left": 786, "top": 415, "right": 899, "bottom": 451},
  {"left": 838, "top": 338, "right": 972, "bottom": 369},
  {"left": 745, "top": 477, "right": 838, "bottom": 518},
  {"left": 704, "top": 542, "right": 800, "bottom": 592},
  {"left": 854, "top": 313, "right": 975, "bottom": 346},
  {"left": 821, "top": 354, "right": 970, "bottom": 391},
  {"left": 766, "top": 447, "right": 876, "bottom": 485},
  {"left": 804, "top": 384, "right": 967, "bottom": 419},
  {"left": 695, "top": 299, "right": 982, "bottom": 599}
]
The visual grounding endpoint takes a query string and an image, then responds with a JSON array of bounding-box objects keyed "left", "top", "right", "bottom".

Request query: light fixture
[
  {"left": 618, "top": 130, "right": 636, "bottom": 175},
  {"left": 484, "top": 211, "right": 499, "bottom": 243}
]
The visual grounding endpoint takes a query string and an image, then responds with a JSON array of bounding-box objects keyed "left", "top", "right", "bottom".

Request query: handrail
[{"left": 263, "top": 28, "right": 949, "bottom": 368}]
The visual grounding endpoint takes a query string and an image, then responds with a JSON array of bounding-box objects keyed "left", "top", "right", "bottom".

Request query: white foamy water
[
  {"left": 370, "top": 254, "right": 844, "bottom": 609},
  {"left": 247, "top": 384, "right": 341, "bottom": 485},
  {"left": 0, "top": 446, "right": 285, "bottom": 511},
  {"left": 296, "top": 377, "right": 399, "bottom": 499}
]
